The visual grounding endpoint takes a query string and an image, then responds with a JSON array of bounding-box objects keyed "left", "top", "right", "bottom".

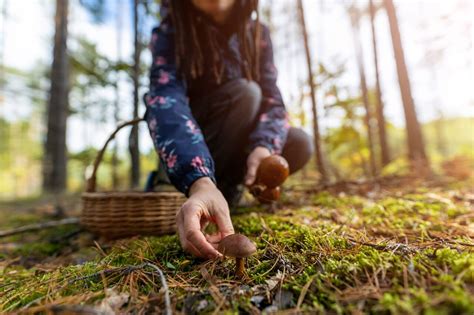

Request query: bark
[
  {"left": 369, "top": 0, "right": 391, "bottom": 166},
  {"left": 0, "top": 0, "right": 6, "bottom": 104},
  {"left": 349, "top": 8, "right": 378, "bottom": 177},
  {"left": 296, "top": 0, "right": 327, "bottom": 182},
  {"left": 129, "top": 0, "right": 141, "bottom": 189},
  {"left": 43, "top": 0, "right": 69, "bottom": 193},
  {"left": 112, "top": 0, "right": 124, "bottom": 189},
  {"left": 383, "top": 0, "right": 428, "bottom": 166}
]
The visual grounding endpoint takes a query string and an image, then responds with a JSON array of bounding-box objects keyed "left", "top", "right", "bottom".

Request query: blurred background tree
[
  {"left": 296, "top": 0, "right": 327, "bottom": 183},
  {"left": 383, "top": 0, "right": 429, "bottom": 172},
  {"left": 0, "top": 0, "right": 472, "bottom": 200},
  {"left": 43, "top": 0, "right": 69, "bottom": 194},
  {"left": 347, "top": 3, "right": 378, "bottom": 177},
  {"left": 369, "top": 0, "right": 391, "bottom": 167}
]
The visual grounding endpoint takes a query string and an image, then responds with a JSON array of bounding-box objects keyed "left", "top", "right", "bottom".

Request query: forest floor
[{"left": 0, "top": 175, "right": 473, "bottom": 314}]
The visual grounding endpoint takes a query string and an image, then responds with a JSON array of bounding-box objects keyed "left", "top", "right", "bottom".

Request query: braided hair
[{"left": 169, "top": 0, "right": 261, "bottom": 84}]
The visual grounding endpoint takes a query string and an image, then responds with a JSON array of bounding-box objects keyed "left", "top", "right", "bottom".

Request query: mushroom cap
[
  {"left": 257, "top": 186, "right": 281, "bottom": 204},
  {"left": 217, "top": 234, "right": 256, "bottom": 258},
  {"left": 256, "top": 155, "right": 289, "bottom": 188}
]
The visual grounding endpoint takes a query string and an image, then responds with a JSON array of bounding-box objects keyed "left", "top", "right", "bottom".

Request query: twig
[
  {"left": 296, "top": 275, "right": 315, "bottom": 310},
  {"left": 427, "top": 233, "right": 474, "bottom": 247},
  {"left": 143, "top": 262, "right": 172, "bottom": 315},
  {"left": 67, "top": 262, "right": 172, "bottom": 314},
  {"left": 0, "top": 217, "right": 80, "bottom": 238},
  {"left": 68, "top": 267, "right": 124, "bottom": 285},
  {"left": 200, "top": 266, "right": 225, "bottom": 307},
  {"left": 347, "top": 237, "right": 416, "bottom": 255},
  {"left": 49, "top": 228, "right": 84, "bottom": 244}
]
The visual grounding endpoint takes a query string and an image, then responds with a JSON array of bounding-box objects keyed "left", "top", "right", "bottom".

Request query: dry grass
[{"left": 0, "top": 176, "right": 473, "bottom": 314}]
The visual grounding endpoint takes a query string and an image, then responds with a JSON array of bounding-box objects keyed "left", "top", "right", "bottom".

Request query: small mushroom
[
  {"left": 218, "top": 234, "right": 256, "bottom": 278},
  {"left": 257, "top": 186, "right": 280, "bottom": 204},
  {"left": 256, "top": 155, "right": 289, "bottom": 188}
]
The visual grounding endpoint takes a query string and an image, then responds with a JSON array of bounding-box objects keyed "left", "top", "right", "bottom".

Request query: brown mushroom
[
  {"left": 257, "top": 186, "right": 281, "bottom": 204},
  {"left": 256, "top": 155, "right": 289, "bottom": 188},
  {"left": 218, "top": 234, "right": 256, "bottom": 278}
]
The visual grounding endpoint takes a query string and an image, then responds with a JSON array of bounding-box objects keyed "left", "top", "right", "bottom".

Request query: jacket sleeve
[
  {"left": 248, "top": 24, "right": 290, "bottom": 154},
  {"left": 145, "top": 21, "right": 215, "bottom": 195}
]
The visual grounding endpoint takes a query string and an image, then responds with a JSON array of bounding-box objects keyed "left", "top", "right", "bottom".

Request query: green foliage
[
  {"left": 5, "top": 182, "right": 473, "bottom": 313},
  {"left": 424, "top": 118, "right": 474, "bottom": 157},
  {"left": 0, "top": 118, "right": 43, "bottom": 198},
  {"left": 314, "top": 61, "right": 375, "bottom": 179}
]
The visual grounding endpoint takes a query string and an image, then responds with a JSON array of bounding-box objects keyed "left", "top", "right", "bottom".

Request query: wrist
[
  {"left": 254, "top": 146, "right": 271, "bottom": 153},
  {"left": 252, "top": 146, "right": 272, "bottom": 157},
  {"left": 189, "top": 176, "right": 215, "bottom": 195}
]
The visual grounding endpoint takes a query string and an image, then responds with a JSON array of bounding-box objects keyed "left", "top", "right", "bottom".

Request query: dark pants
[{"left": 188, "top": 79, "right": 314, "bottom": 204}]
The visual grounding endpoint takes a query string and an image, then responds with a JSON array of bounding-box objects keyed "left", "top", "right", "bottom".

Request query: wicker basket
[{"left": 81, "top": 117, "right": 186, "bottom": 239}]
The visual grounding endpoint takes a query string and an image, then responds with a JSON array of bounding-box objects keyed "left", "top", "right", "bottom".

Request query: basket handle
[{"left": 86, "top": 117, "right": 145, "bottom": 192}]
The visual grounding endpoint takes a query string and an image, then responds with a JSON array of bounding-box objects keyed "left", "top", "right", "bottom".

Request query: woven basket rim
[
  {"left": 80, "top": 118, "right": 186, "bottom": 239},
  {"left": 82, "top": 191, "right": 185, "bottom": 198}
]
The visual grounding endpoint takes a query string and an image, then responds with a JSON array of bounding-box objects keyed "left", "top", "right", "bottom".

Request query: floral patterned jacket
[{"left": 144, "top": 12, "right": 290, "bottom": 195}]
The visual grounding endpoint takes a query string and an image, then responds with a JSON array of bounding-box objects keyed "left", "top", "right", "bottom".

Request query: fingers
[
  {"left": 205, "top": 233, "right": 222, "bottom": 246},
  {"left": 245, "top": 147, "right": 271, "bottom": 186},
  {"left": 186, "top": 228, "right": 220, "bottom": 259},
  {"left": 179, "top": 231, "right": 202, "bottom": 257},
  {"left": 176, "top": 185, "right": 236, "bottom": 259},
  {"left": 245, "top": 160, "right": 258, "bottom": 186},
  {"left": 177, "top": 219, "right": 202, "bottom": 257},
  {"left": 179, "top": 203, "right": 221, "bottom": 259},
  {"left": 214, "top": 208, "right": 235, "bottom": 238}
]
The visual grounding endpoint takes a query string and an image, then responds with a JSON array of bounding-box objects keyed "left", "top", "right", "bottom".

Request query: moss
[
  {"left": 1, "top": 182, "right": 473, "bottom": 313},
  {"left": 312, "top": 191, "right": 365, "bottom": 209}
]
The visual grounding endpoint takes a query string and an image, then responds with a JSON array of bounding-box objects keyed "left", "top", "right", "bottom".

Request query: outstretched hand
[{"left": 176, "top": 177, "right": 234, "bottom": 259}]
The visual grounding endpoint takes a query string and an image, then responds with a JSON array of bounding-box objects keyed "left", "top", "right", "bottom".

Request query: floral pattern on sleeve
[
  {"left": 183, "top": 115, "right": 205, "bottom": 144},
  {"left": 144, "top": 22, "right": 216, "bottom": 195},
  {"left": 249, "top": 24, "right": 290, "bottom": 155}
]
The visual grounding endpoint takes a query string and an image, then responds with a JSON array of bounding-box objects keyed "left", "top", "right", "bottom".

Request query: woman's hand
[
  {"left": 245, "top": 146, "right": 272, "bottom": 186},
  {"left": 176, "top": 177, "right": 234, "bottom": 259}
]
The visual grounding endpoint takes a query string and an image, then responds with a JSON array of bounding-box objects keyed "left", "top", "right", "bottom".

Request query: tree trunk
[
  {"left": 112, "top": 0, "right": 124, "bottom": 189},
  {"left": 383, "top": 0, "right": 428, "bottom": 167},
  {"left": 0, "top": 0, "right": 7, "bottom": 107},
  {"left": 129, "top": 0, "right": 141, "bottom": 189},
  {"left": 296, "top": 0, "right": 327, "bottom": 183},
  {"left": 349, "top": 8, "right": 378, "bottom": 177},
  {"left": 43, "top": 0, "right": 69, "bottom": 193},
  {"left": 369, "top": 0, "right": 390, "bottom": 166}
]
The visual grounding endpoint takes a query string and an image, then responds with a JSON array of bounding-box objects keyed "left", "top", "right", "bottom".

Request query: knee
[
  {"left": 300, "top": 131, "right": 314, "bottom": 165},
  {"left": 284, "top": 128, "right": 314, "bottom": 173},
  {"left": 233, "top": 79, "right": 262, "bottom": 120},
  {"left": 293, "top": 128, "right": 314, "bottom": 156},
  {"left": 235, "top": 79, "right": 262, "bottom": 103}
]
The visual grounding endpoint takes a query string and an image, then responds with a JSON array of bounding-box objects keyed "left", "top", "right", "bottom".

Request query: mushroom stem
[{"left": 235, "top": 257, "right": 245, "bottom": 278}]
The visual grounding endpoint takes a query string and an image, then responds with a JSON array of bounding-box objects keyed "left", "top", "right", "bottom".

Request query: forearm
[
  {"left": 145, "top": 103, "right": 216, "bottom": 194},
  {"left": 249, "top": 23, "right": 290, "bottom": 154},
  {"left": 146, "top": 22, "right": 216, "bottom": 195},
  {"left": 250, "top": 105, "right": 289, "bottom": 154}
]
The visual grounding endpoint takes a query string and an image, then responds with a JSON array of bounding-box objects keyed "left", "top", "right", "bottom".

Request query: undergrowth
[{"left": 0, "top": 179, "right": 473, "bottom": 314}]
